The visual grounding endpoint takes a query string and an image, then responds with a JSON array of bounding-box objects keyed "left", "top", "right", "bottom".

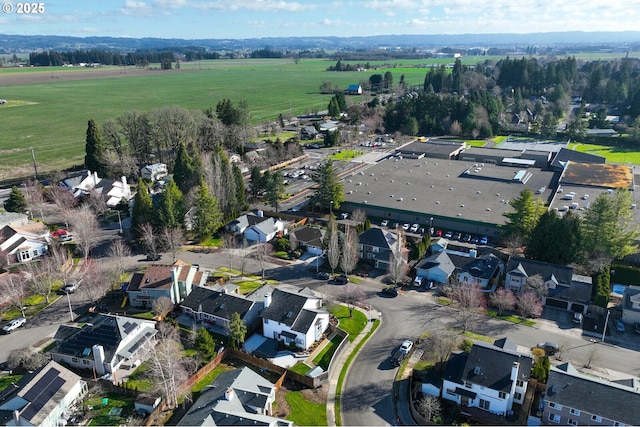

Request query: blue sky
[{"left": 1, "top": 0, "right": 639, "bottom": 39}]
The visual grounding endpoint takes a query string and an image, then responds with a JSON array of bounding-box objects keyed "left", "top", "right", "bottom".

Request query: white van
[{"left": 413, "top": 276, "right": 424, "bottom": 287}]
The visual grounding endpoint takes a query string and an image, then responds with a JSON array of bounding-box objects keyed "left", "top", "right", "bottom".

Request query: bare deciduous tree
[
  {"left": 0, "top": 274, "right": 29, "bottom": 317},
  {"left": 326, "top": 219, "right": 340, "bottom": 275},
  {"left": 24, "top": 256, "right": 58, "bottom": 303},
  {"left": 161, "top": 226, "right": 185, "bottom": 263},
  {"left": 446, "top": 282, "right": 486, "bottom": 332},
  {"left": 525, "top": 274, "right": 548, "bottom": 299},
  {"left": 489, "top": 288, "right": 517, "bottom": 315},
  {"left": 416, "top": 395, "right": 442, "bottom": 422},
  {"left": 584, "top": 345, "right": 600, "bottom": 369},
  {"left": 153, "top": 296, "right": 175, "bottom": 319},
  {"left": 351, "top": 208, "right": 367, "bottom": 227},
  {"left": 86, "top": 190, "right": 109, "bottom": 218},
  {"left": 78, "top": 259, "right": 112, "bottom": 304},
  {"left": 47, "top": 186, "right": 76, "bottom": 229},
  {"left": 253, "top": 243, "right": 272, "bottom": 280},
  {"left": 219, "top": 232, "right": 237, "bottom": 270},
  {"left": 340, "top": 226, "right": 359, "bottom": 275},
  {"left": 70, "top": 205, "right": 100, "bottom": 260},
  {"left": 341, "top": 284, "right": 367, "bottom": 317},
  {"left": 427, "top": 329, "right": 461, "bottom": 364},
  {"left": 106, "top": 238, "right": 132, "bottom": 280},
  {"left": 144, "top": 336, "right": 192, "bottom": 409},
  {"left": 7, "top": 346, "right": 49, "bottom": 371},
  {"left": 503, "top": 234, "right": 525, "bottom": 257},
  {"left": 22, "top": 179, "right": 45, "bottom": 221},
  {"left": 139, "top": 222, "right": 159, "bottom": 258},
  {"left": 49, "top": 243, "right": 72, "bottom": 285},
  {"left": 517, "top": 291, "right": 543, "bottom": 319},
  {"left": 387, "top": 230, "right": 407, "bottom": 284}
]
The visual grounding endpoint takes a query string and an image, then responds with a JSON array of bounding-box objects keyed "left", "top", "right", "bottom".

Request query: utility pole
[{"left": 30, "top": 147, "right": 39, "bottom": 180}]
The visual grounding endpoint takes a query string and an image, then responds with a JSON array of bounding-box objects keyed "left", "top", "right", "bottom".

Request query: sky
[{"left": 0, "top": 0, "right": 639, "bottom": 40}]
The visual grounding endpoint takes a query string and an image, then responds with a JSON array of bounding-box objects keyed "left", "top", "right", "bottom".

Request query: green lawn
[
  {"left": 124, "top": 363, "right": 153, "bottom": 393},
  {"left": 465, "top": 139, "right": 488, "bottom": 147},
  {"left": 328, "top": 305, "right": 367, "bottom": 342},
  {"left": 329, "top": 150, "right": 364, "bottom": 161},
  {"left": 487, "top": 310, "right": 536, "bottom": 326},
  {"left": 233, "top": 279, "right": 268, "bottom": 295},
  {"left": 86, "top": 392, "right": 136, "bottom": 426},
  {"left": 190, "top": 363, "right": 235, "bottom": 395},
  {"left": 285, "top": 391, "right": 327, "bottom": 426},
  {"left": 569, "top": 142, "right": 640, "bottom": 164},
  {"left": 289, "top": 362, "right": 312, "bottom": 375},
  {"left": 313, "top": 334, "right": 344, "bottom": 370},
  {"left": 0, "top": 374, "right": 23, "bottom": 391}
]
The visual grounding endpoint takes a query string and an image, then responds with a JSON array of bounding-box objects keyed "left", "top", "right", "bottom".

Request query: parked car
[
  {"left": 380, "top": 219, "right": 388, "bottom": 227},
  {"left": 316, "top": 272, "right": 330, "bottom": 280},
  {"left": 400, "top": 340, "right": 414, "bottom": 354},
  {"left": 402, "top": 223, "right": 410, "bottom": 231},
  {"left": 61, "top": 280, "right": 81, "bottom": 294},
  {"left": 616, "top": 319, "right": 626, "bottom": 333},
  {"left": 634, "top": 323, "right": 640, "bottom": 334},
  {"left": 425, "top": 281, "right": 435, "bottom": 290},
  {"left": 434, "top": 229, "right": 443, "bottom": 237},
  {"left": 413, "top": 276, "right": 424, "bottom": 287},
  {"left": 333, "top": 275, "right": 349, "bottom": 285},
  {"left": 146, "top": 253, "right": 162, "bottom": 261},
  {"left": 462, "top": 233, "right": 472, "bottom": 242},
  {"left": 536, "top": 342, "right": 559, "bottom": 356},
  {"left": 444, "top": 231, "right": 453, "bottom": 238},
  {"left": 453, "top": 232, "right": 462, "bottom": 240},
  {"left": 470, "top": 236, "right": 479, "bottom": 244},
  {"left": 479, "top": 236, "right": 489, "bottom": 245},
  {"left": 51, "top": 229, "right": 68, "bottom": 238},
  {"left": 380, "top": 286, "right": 398, "bottom": 297},
  {"left": 2, "top": 317, "right": 26, "bottom": 334},
  {"left": 392, "top": 222, "right": 400, "bottom": 230},
  {"left": 572, "top": 312, "right": 583, "bottom": 324},
  {"left": 410, "top": 224, "right": 420, "bottom": 233},
  {"left": 390, "top": 350, "right": 406, "bottom": 367},
  {"left": 340, "top": 212, "right": 349, "bottom": 219}
]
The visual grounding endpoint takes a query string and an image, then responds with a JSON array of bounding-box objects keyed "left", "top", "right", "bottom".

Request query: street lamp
[
  {"left": 602, "top": 310, "right": 610, "bottom": 342},
  {"left": 330, "top": 200, "right": 334, "bottom": 216},
  {"left": 429, "top": 217, "right": 434, "bottom": 236}
]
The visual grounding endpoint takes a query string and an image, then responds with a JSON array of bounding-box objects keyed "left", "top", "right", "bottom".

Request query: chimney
[
  {"left": 13, "top": 410, "right": 20, "bottom": 424},
  {"left": 511, "top": 361, "right": 519, "bottom": 382},
  {"left": 264, "top": 293, "right": 272, "bottom": 308},
  {"left": 257, "top": 210, "right": 264, "bottom": 218},
  {"left": 93, "top": 171, "right": 99, "bottom": 187},
  {"left": 224, "top": 388, "right": 234, "bottom": 401},
  {"left": 121, "top": 176, "right": 128, "bottom": 196}
]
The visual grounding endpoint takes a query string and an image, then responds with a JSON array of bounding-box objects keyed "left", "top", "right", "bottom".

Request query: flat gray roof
[{"left": 342, "top": 157, "right": 558, "bottom": 226}]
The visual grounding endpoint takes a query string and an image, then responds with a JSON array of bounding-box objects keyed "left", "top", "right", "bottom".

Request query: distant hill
[{"left": 1, "top": 31, "right": 640, "bottom": 53}]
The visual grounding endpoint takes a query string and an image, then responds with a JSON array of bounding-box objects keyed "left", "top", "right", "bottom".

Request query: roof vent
[
  {"left": 367, "top": 191, "right": 371, "bottom": 194},
  {"left": 457, "top": 213, "right": 462, "bottom": 217},
  {"left": 407, "top": 182, "right": 411, "bottom": 185},
  {"left": 449, "top": 187, "right": 454, "bottom": 191},
  {"left": 390, "top": 194, "right": 394, "bottom": 198},
  {"left": 398, "top": 198, "right": 403, "bottom": 202},
  {"left": 460, "top": 204, "right": 465, "bottom": 208},
  {"left": 477, "top": 191, "right": 481, "bottom": 194},
  {"left": 364, "top": 200, "right": 368, "bottom": 204},
  {"left": 474, "top": 366, "right": 481, "bottom": 375},
  {"left": 436, "top": 201, "right": 440, "bottom": 204},
  {"left": 412, "top": 197, "right": 417, "bottom": 201},
  {"left": 430, "top": 185, "right": 434, "bottom": 188}
]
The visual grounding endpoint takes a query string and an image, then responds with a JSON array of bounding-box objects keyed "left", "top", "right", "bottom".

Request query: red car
[
  {"left": 51, "top": 229, "right": 68, "bottom": 238},
  {"left": 434, "top": 229, "right": 443, "bottom": 237}
]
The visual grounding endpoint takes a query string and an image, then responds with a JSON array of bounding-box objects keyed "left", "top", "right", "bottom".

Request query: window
[
  {"left": 570, "top": 409, "right": 580, "bottom": 416},
  {"left": 464, "top": 381, "right": 472, "bottom": 388},
  {"left": 82, "top": 360, "right": 90, "bottom": 365},
  {"left": 264, "top": 319, "right": 269, "bottom": 324},
  {"left": 445, "top": 389, "right": 456, "bottom": 396},
  {"left": 514, "top": 392, "right": 522, "bottom": 400},
  {"left": 568, "top": 419, "right": 578, "bottom": 425},
  {"left": 592, "top": 415, "right": 602, "bottom": 423},
  {"left": 516, "top": 380, "right": 524, "bottom": 387},
  {"left": 479, "top": 399, "right": 490, "bottom": 410},
  {"left": 549, "top": 402, "right": 562, "bottom": 410},
  {"left": 549, "top": 413, "right": 561, "bottom": 423},
  {"left": 71, "top": 357, "right": 78, "bottom": 362}
]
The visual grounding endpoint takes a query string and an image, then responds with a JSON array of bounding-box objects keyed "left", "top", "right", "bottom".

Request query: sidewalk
[{"left": 326, "top": 306, "right": 378, "bottom": 426}]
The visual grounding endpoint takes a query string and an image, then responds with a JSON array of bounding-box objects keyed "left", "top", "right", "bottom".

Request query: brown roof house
[{"left": 127, "top": 260, "right": 208, "bottom": 309}]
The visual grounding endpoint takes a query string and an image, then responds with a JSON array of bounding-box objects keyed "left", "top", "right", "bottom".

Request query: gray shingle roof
[
  {"left": 260, "top": 288, "right": 324, "bottom": 332},
  {"left": 506, "top": 256, "right": 573, "bottom": 286},
  {"left": 416, "top": 251, "right": 456, "bottom": 275},
  {"left": 547, "top": 363, "right": 640, "bottom": 425},
  {"left": 290, "top": 226, "right": 325, "bottom": 248},
  {"left": 458, "top": 254, "right": 501, "bottom": 280},
  {"left": 181, "top": 286, "right": 255, "bottom": 321},
  {"left": 358, "top": 228, "right": 397, "bottom": 250}
]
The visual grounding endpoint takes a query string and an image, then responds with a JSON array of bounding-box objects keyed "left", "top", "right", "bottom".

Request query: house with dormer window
[
  {"left": 442, "top": 338, "right": 533, "bottom": 416},
  {"left": 260, "top": 288, "right": 330, "bottom": 350}
]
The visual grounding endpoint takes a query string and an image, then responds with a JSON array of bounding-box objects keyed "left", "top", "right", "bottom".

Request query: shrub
[{"left": 273, "top": 237, "right": 290, "bottom": 252}]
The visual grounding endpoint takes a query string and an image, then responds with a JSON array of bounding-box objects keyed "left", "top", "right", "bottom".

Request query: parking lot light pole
[
  {"left": 430, "top": 217, "right": 434, "bottom": 235},
  {"left": 602, "top": 310, "right": 610, "bottom": 342},
  {"left": 330, "top": 200, "right": 333, "bottom": 217}
]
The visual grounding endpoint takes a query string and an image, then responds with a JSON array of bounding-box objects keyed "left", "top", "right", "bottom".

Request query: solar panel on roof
[
  {"left": 22, "top": 376, "right": 65, "bottom": 420},
  {"left": 123, "top": 321, "right": 137, "bottom": 334},
  {"left": 22, "top": 368, "right": 60, "bottom": 401}
]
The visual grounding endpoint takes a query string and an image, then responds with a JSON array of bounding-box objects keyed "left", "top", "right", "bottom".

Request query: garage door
[{"left": 545, "top": 298, "right": 568, "bottom": 310}]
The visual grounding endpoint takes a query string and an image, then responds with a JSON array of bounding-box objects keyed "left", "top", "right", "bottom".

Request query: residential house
[
  {"left": 50, "top": 314, "right": 157, "bottom": 376},
  {"left": 226, "top": 211, "right": 271, "bottom": 234},
  {"left": 358, "top": 227, "right": 399, "bottom": 270},
  {"left": 318, "top": 120, "right": 338, "bottom": 133},
  {"left": 542, "top": 362, "right": 640, "bottom": 426},
  {"left": 289, "top": 226, "right": 325, "bottom": 256},
  {"left": 260, "top": 288, "right": 330, "bottom": 350},
  {"left": 127, "top": 260, "right": 207, "bottom": 309},
  {"left": 0, "top": 221, "right": 49, "bottom": 265},
  {"left": 140, "top": 163, "right": 168, "bottom": 182},
  {"left": 0, "top": 361, "right": 88, "bottom": 427},
  {"left": 300, "top": 126, "right": 320, "bottom": 140},
  {"left": 60, "top": 170, "right": 132, "bottom": 208},
  {"left": 180, "top": 286, "right": 263, "bottom": 336},
  {"left": 178, "top": 366, "right": 292, "bottom": 427},
  {"left": 442, "top": 338, "right": 533, "bottom": 416},
  {"left": 244, "top": 217, "right": 287, "bottom": 243},
  {"left": 415, "top": 251, "right": 455, "bottom": 284},
  {"left": 456, "top": 254, "right": 502, "bottom": 291},
  {"left": 504, "top": 257, "right": 591, "bottom": 313}
]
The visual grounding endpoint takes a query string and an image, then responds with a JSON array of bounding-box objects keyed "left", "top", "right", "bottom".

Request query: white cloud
[
  {"left": 120, "top": 0, "right": 153, "bottom": 16},
  {"left": 161, "top": 0, "right": 317, "bottom": 12}
]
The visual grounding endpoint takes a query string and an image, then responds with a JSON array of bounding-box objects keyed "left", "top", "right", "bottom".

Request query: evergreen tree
[
  {"left": 502, "top": 188, "right": 546, "bottom": 242},
  {"left": 157, "top": 179, "right": 184, "bottom": 229},
  {"left": 328, "top": 97, "right": 340, "bottom": 118},
  {"left": 335, "top": 91, "right": 347, "bottom": 112},
  {"left": 232, "top": 164, "right": 248, "bottom": 213},
  {"left": 3, "top": 186, "right": 28, "bottom": 213},
  {"left": 249, "top": 166, "right": 264, "bottom": 199},
  {"left": 196, "top": 327, "right": 216, "bottom": 360},
  {"left": 84, "top": 119, "right": 108, "bottom": 176},
  {"left": 229, "top": 312, "right": 247, "bottom": 350},
  {"left": 173, "top": 142, "right": 202, "bottom": 194},
  {"left": 193, "top": 180, "right": 223, "bottom": 241},
  {"left": 311, "top": 159, "right": 344, "bottom": 212},
  {"left": 131, "top": 179, "right": 153, "bottom": 231},
  {"left": 265, "top": 172, "right": 285, "bottom": 212}
]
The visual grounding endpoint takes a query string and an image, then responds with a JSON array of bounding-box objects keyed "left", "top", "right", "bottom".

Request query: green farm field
[{"left": 0, "top": 58, "right": 433, "bottom": 178}]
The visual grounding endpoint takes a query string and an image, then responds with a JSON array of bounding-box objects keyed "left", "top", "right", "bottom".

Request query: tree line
[{"left": 28, "top": 49, "right": 177, "bottom": 67}]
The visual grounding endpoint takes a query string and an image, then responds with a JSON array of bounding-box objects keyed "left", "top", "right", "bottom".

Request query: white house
[
  {"left": 140, "top": 163, "right": 168, "bottom": 182},
  {"left": 456, "top": 254, "right": 502, "bottom": 291},
  {"left": 260, "top": 288, "right": 330, "bottom": 350},
  {"left": 0, "top": 360, "right": 88, "bottom": 427},
  {"left": 0, "top": 221, "right": 49, "bottom": 265},
  {"left": 244, "top": 217, "right": 287, "bottom": 243},
  {"left": 50, "top": 314, "right": 157, "bottom": 376},
  {"left": 442, "top": 338, "right": 533, "bottom": 416},
  {"left": 178, "top": 366, "right": 292, "bottom": 426},
  {"left": 60, "top": 170, "right": 132, "bottom": 208}
]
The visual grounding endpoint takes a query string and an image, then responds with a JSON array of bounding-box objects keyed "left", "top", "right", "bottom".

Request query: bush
[
  {"left": 461, "top": 339, "right": 473, "bottom": 352},
  {"left": 273, "top": 237, "right": 290, "bottom": 252}
]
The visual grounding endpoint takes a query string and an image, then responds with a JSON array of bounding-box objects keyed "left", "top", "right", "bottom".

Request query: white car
[
  {"left": 381, "top": 219, "right": 388, "bottom": 227},
  {"left": 413, "top": 276, "right": 424, "bottom": 287},
  {"left": 400, "top": 340, "right": 414, "bottom": 354},
  {"left": 402, "top": 223, "right": 410, "bottom": 231},
  {"left": 410, "top": 224, "right": 420, "bottom": 233},
  {"left": 2, "top": 317, "right": 26, "bottom": 334}
]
